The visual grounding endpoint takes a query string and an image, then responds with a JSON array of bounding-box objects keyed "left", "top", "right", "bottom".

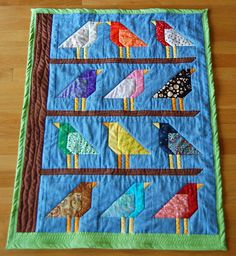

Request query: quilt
[{"left": 6, "top": 8, "right": 226, "bottom": 250}]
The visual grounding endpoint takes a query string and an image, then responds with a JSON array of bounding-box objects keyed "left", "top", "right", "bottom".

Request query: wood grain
[{"left": 0, "top": 0, "right": 235, "bottom": 255}]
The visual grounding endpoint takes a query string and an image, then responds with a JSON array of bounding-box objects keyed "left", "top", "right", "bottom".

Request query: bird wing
[
  {"left": 154, "top": 194, "right": 189, "bottom": 218},
  {"left": 83, "top": 22, "right": 99, "bottom": 48},
  {"left": 47, "top": 192, "right": 82, "bottom": 217},
  {"left": 164, "top": 29, "right": 193, "bottom": 47},
  {"left": 66, "top": 132, "right": 97, "bottom": 155},
  {"left": 104, "top": 77, "right": 136, "bottom": 98},
  {"left": 153, "top": 70, "right": 192, "bottom": 99},
  {"left": 168, "top": 133, "right": 199, "bottom": 155},
  {"left": 101, "top": 193, "right": 135, "bottom": 218},
  {"left": 59, "top": 23, "right": 90, "bottom": 48},
  {"left": 119, "top": 29, "right": 147, "bottom": 47},
  {"left": 129, "top": 70, "right": 145, "bottom": 98},
  {"left": 57, "top": 77, "right": 83, "bottom": 98},
  {"left": 57, "top": 70, "right": 97, "bottom": 99},
  {"left": 117, "top": 125, "right": 149, "bottom": 155}
]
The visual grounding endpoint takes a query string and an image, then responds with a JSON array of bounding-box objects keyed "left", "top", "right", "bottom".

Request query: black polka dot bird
[{"left": 153, "top": 68, "right": 196, "bottom": 111}]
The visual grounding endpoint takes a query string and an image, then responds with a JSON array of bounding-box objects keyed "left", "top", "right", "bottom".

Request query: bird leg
[
  {"left": 119, "top": 46, "right": 123, "bottom": 58},
  {"left": 67, "top": 154, "right": 71, "bottom": 168},
  {"left": 179, "top": 98, "right": 184, "bottom": 111},
  {"left": 66, "top": 215, "right": 71, "bottom": 232},
  {"left": 176, "top": 154, "right": 182, "bottom": 169},
  {"left": 123, "top": 98, "right": 128, "bottom": 111},
  {"left": 76, "top": 47, "right": 80, "bottom": 59},
  {"left": 81, "top": 97, "right": 86, "bottom": 111},
  {"left": 168, "top": 154, "right": 174, "bottom": 169},
  {"left": 173, "top": 46, "right": 177, "bottom": 58},
  {"left": 166, "top": 46, "right": 170, "bottom": 58},
  {"left": 121, "top": 217, "right": 126, "bottom": 233},
  {"left": 176, "top": 218, "right": 180, "bottom": 234},
  {"left": 184, "top": 218, "right": 188, "bottom": 234},
  {"left": 126, "top": 46, "right": 130, "bottom": 59},
  {"left": 74, "top": 154, "right": 79, "bottom": 168},
  {"left": 171, "top": 98, "right": 177, "bottom": 111},
  {"left": 117, "top": 154, "right": 122, "bottom": 169},
  {"left": 74, "top": 216, "right": 80, "bottom": 232},
  {"left": 125, "top": 154, "right": 130, "bottom": 169},
  {"left": 128, "top": 217, "right": 134, "bottom": 234},
  {"left": 74, "top": 97, "right": 79, "bottom": 111},
  {"left": 130, "top": 98, "right": 135, "bottom": 111},
  {"left": 83, "top": 47, "right": 88, "bottom": 59}
]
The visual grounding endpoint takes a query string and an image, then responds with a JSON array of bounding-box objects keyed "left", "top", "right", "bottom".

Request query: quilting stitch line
[
  {"left": 50, "top": 57, "right": 196, "bottom": 64},
  {"left": 46, "top": 110, "right": 200, "bottom": 117},
  {"left": 39, "top": 168, "right": 203, "bottom": 176}
]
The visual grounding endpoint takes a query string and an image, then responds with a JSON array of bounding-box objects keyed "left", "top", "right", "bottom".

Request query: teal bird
[
  {"left": 101, "top": 182, "right": 151, "bottom": 234},
  {"left": 53, "top": 122, "right": 96, "bottom": 168}
]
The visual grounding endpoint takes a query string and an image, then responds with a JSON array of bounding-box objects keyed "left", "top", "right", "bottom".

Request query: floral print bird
[
  {"left": 154, "top": 183, "right": 203, "bottom": 234},
  {"left": 47, "top": 182, "right": 97, "bottom": 232},
  {"left": 104, "top": 69, "right": 149, "bottom": 111},
  {"left": 101, "top": 182, "right": 151, "bottom": 234},
  {"left": 59, "top": 21, "right": 102, "bottom": 59},
  {"left": 106, "top": 21, "right": 147, "bottom": 58},
  {"left": 151, "top": 20, "right": 193, "bottom": 58},
  {"left": 153, "top": 122, "right": 199, "bottom": 169},
  {"left": 53, "top": 122, "right": 97, "bottom": 168}
]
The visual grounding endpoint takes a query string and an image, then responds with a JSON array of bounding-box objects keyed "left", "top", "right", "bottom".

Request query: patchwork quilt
[{"left": 6, "top": 8, "right": 226, "bottom": 250}]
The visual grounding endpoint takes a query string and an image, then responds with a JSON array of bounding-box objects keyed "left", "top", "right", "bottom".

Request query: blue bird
[
  {"left": 101, "top": 182, "right": 151, "bottom": 234},
  {"left": 153, "top": 122, "right": 199, "bottom": 169}
]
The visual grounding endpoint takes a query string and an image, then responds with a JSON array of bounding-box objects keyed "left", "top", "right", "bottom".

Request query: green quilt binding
[{"left": 6, "top": 8, "right": 226, "bottom": 250}]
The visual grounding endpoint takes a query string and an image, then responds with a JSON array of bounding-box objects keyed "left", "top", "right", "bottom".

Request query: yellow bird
[{"left": 103, "top": 122, "right": 150, "bottom": 169}]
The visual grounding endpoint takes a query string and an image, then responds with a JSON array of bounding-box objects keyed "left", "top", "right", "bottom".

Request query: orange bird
[{"left": 106, "top": 21, "right": 147, "bottom": 58}]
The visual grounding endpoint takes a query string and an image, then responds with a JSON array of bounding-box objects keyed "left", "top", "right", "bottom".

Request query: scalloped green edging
[{"left": 6, "top": 8, "right": 226, "bottom": 250}]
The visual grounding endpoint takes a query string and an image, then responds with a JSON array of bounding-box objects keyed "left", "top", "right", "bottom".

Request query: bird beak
[
  {"left": 190, "top": 68, "right": 196, "bottom": 74},
  {"left": 53, "top": 122, "right": 60, "bottom": 128},
  {"left": 96, "top": 22, "right": 102, "bottom": 25},
  {"left": 153, "top": 122, "right": 160, "bottom": 129},
  {"left": 96, "top": 69, "right": 103, "bottom": 75},
  {"left": 91, "top": 182, "right": 97, "bottom": 188},
  {"left": 197, "top": 183, "right": 204, "bottom": 190},
  {"left": 151, "top": 20, "right": 156, "bottom": 26},
  {"left": 144, "top": 182, "right": 151, "bottom": 189},
  {"left": 103, "top": 122, "right": 110, "bottom": 128},
  {"left": 143, "top": 69, "right": 149, "bottom": 74},
  {"left": 106, "top": 21, "right": 111, "bottom": 26}
]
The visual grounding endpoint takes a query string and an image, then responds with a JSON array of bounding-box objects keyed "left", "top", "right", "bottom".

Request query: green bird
[{"left": 53, "top": 122, "right": 97, "bottom": 168}]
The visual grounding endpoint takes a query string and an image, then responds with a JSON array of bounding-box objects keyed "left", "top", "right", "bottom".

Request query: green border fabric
[{"left": 6, "top": 8, "right": 226, "bottom": 250}]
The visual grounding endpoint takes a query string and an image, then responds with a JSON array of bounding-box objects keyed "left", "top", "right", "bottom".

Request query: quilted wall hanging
[{"left": 6, "top": 8, "right": 226, "bottom": 250}]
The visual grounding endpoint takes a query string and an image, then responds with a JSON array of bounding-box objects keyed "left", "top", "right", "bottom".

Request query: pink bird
[{"left": 104, "top": 69, "right": 149, "bottom": 111}]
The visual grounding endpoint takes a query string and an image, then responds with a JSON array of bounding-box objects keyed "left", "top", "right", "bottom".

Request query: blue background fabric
[{"left": 36, "top": 12, "right": 218, "bottom": 234}]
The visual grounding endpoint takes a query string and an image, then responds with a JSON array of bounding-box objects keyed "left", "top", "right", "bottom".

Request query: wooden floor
[{"left": 0, "top": 0, "right": 235, "bottom": 255}]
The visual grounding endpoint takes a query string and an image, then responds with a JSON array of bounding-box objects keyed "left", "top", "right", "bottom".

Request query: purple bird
[{"left": 57, "top": 69, "right": 103, "bottom": 111}]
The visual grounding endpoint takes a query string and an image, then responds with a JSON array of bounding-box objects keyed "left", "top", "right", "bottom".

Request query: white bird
[
  {"left": 59, "top": 21, "right": 102, "bottom": 59},
  {"left": 151, "top": 20, "right": 193, "bottom": 58},
  {"left": 104, "top": 69, "right": 148, "bottom": 111}
]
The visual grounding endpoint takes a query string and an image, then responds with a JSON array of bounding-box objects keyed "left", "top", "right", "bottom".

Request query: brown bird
[{"left": 47, "top": 182, "right": 97, "bottom": 232}]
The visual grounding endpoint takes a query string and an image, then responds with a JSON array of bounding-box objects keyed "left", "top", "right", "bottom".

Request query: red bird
[
  {"left": 106, "top": 21, "right": 147, "bottom": 58},
  {"left": 151, "top": 20, "right": 193, "bottom": 58},
  {"left": 154, "top": 183, "right": 203, "bottom": 234}
]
